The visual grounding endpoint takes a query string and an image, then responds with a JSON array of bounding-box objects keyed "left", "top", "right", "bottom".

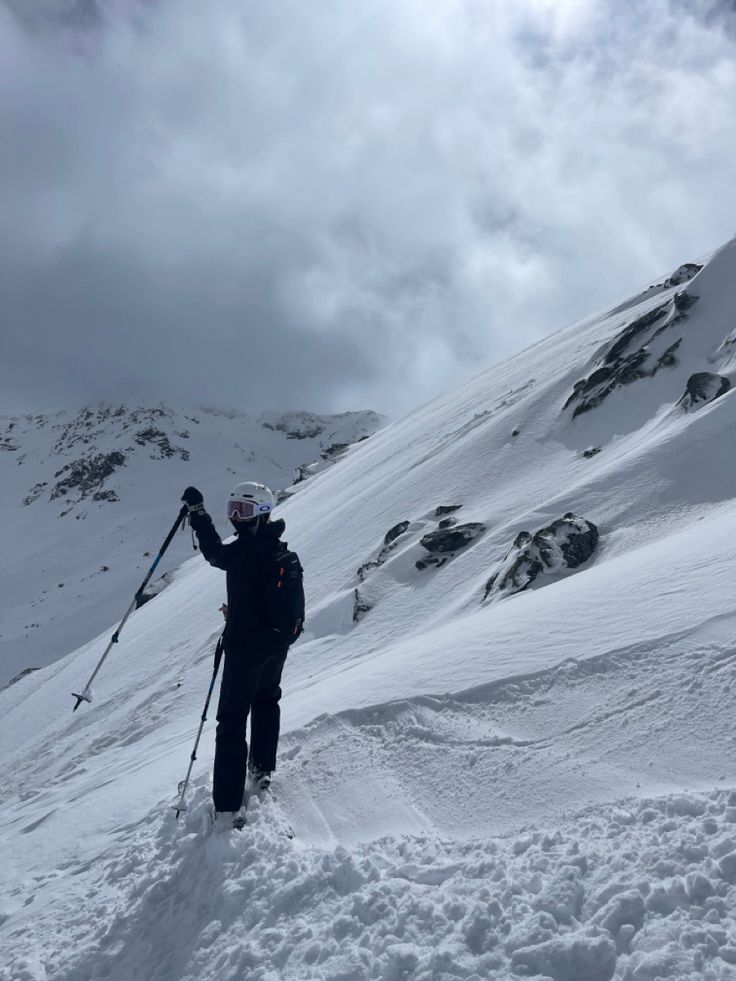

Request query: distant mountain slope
[{"left": 0, "top": 403, "right": 386, "bottom": 686}]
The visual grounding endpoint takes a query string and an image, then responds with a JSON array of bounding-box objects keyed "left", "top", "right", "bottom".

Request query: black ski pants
[{"left": 213, "top": 640, "right": 288, "bottom": 812}]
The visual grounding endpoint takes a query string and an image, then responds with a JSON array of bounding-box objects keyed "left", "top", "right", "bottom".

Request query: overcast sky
[{"left": 1, "top": 0, "right": 735, "bottom": 418}]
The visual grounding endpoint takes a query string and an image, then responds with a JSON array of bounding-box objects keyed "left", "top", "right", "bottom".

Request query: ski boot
[
  {"left": 247, "top": 767, "right": 272, "bottom": 794},
  {"left": 213, "top": 808, "right": 247, "bottom": 832}
]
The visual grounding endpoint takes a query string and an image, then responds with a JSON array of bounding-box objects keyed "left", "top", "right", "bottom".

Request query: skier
[{"left": 181, "top": 482, "right": 304, "bottom": 830}]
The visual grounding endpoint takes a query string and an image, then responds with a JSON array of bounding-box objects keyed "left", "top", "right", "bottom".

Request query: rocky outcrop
[
  {"left": 484, "top": 513, "right": 598, "bottom": 598},
  {"left": 677, "top": 372, "right": 731, "bottom": 411},
  {"left": 92, "top": 489, "right": 120, "bottom": 503},
  {"left": 50, "top": 451, "right": 127, "bottom": 503},
  {"left": 1, "top": 666, "right": 39, "bottom": 691},
  {"left": 384, "top": 520, "right": 410, "bottom": 546},
  {"left": 664, "top": 262, "right": 703, "bottom": 288},
  {"left": 137, "top": 572, "right": 175, "bottom": 608},
  {"left": 23, "top": 480, "right": 48, "bottom": 506},
  {"left": 435, "top": 504, "right": 462, "bottom": 517},
  {"left": 353, "top": 588, "right": 372, "bottom": 623},
  {"left": 563, "top": 292, "right": 698, "bottom": 419},
  {"left": 50, "top": 405, "right": 169, "bottom": 455},
  {"left": 357, "top": 521, "right": 411, "bottom": 581},
  {"left": 133, "top": 428, "right": 190, "bottom": 461},
  {"left": 416, "top": 523, "right": 486, "bottom": 571},
  {"left": 261, "top": 412, "right": 325, "bottom": 439},
  {"left": 321, "top": 442, "right": 350, "bottom": 462}
]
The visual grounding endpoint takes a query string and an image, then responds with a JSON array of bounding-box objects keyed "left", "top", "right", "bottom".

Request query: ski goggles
[{"left": 227, "top": 499, "right": 272, "bottom": 521}]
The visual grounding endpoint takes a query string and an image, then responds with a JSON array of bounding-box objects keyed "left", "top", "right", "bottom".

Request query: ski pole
[
  {"left": 172, "top": 635, "right": 224, "bottom": 817},
  {"left": 71, "top": 504, "right": 189, "bottom": 711}
]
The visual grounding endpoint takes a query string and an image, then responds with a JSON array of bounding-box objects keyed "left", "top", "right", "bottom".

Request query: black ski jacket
[{"left": 190, "top": 511, "right": 293, "bottom": 651}]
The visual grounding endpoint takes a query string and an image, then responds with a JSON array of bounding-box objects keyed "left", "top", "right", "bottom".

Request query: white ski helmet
[{"left": 226, "top": 481, "right": 275, "bottom": 522}]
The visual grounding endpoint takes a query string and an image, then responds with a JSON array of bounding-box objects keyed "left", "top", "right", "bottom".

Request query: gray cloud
[{"left": 1, "top": 0, "right": 735, "bottom": 416}]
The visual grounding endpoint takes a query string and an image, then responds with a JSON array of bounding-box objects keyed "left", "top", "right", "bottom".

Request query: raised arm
[{"left": 181, "top": 486, "right": 233, "bottom": 571}]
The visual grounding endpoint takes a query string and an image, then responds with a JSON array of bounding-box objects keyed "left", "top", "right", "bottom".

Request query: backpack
[{"left": 268, "top": 548, "right": 305, "bottom": 645}]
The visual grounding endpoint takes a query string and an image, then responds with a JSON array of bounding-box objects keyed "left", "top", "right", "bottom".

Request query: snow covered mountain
[
  {"left": 3, "top": 240, "right": 736, "bottom": 980},
  {"left": 0, "top": 404, "right": 386, "bottom": 687}
]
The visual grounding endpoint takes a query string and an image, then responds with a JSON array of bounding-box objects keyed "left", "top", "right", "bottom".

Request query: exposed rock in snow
[
  {"left": 0, "top": 666, "right": 38, "bottom": 691},
  {"left": 22, "top": 480, "right": 48, "bottom": 506},
  {"left": 664, "top": 262, "right": 703, "bottom": 288},
  {"left": 563, "top": 291, "right": 699, "bottom": 418},
  {"left": 420, "top": 523, "right": 486, "bottom": 554},
  {"left": 260, "top": 410, "right": 331, "bottom": 439},
  {"left": 133, "top": 427, "right": 190, "bottom": 460},
  {"left": 49, "top": 450, "right": 127, "bottom": 503},
  {"left": 435, "top": 504, "right": 463, "bottom": 517},
  {"left": 353, "top": 587, "right": 372, "bottom": 623},
  {"left": 672, "top": 289, "right": 699, "bottom": 314},
  {"left": 137, "top": 571, "right": 175, "bottom": 608},
  {"left": 384, "top": 520, "right": 411, "bottom": 546},
  {"left": 260, "top": 409, "right": 386, "bottom": 442},
  {"left": 677, "top": 372, "right": 731, "bottom": 411},
  {"left": 415, "top": 522, "right": 486, "bottom": 570},
  {"left": 484, "top": 513, "right": 599, "bottom": 598},
  {"left": 294, "top": 439, "right": 371, "bottom": 483},
  {"left": 357, "top": 520, "right": 411, "bottom": 581},
  {"left": 321, "top": 440, "right": 350, "bottom": 462}
]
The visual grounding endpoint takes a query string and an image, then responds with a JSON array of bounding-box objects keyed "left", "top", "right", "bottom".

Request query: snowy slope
[
  {"left": 3, "top": 241, "right": 736, "bottom": 980},
  {"left": 0, "top": 404, "right": 386, "bottom": 687}
]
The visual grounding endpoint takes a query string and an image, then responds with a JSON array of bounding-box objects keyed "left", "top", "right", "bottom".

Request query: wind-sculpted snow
[
  {"left": 9, "top": 597, "right": 736, "bottom": 978},
  {"left": 7, "top": 784, "right": 736, "bottom": 980}
]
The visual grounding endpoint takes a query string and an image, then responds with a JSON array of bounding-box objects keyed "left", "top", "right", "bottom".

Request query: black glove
[{"left": 181, "top": 486, "right": 205, "bottom": 513}]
